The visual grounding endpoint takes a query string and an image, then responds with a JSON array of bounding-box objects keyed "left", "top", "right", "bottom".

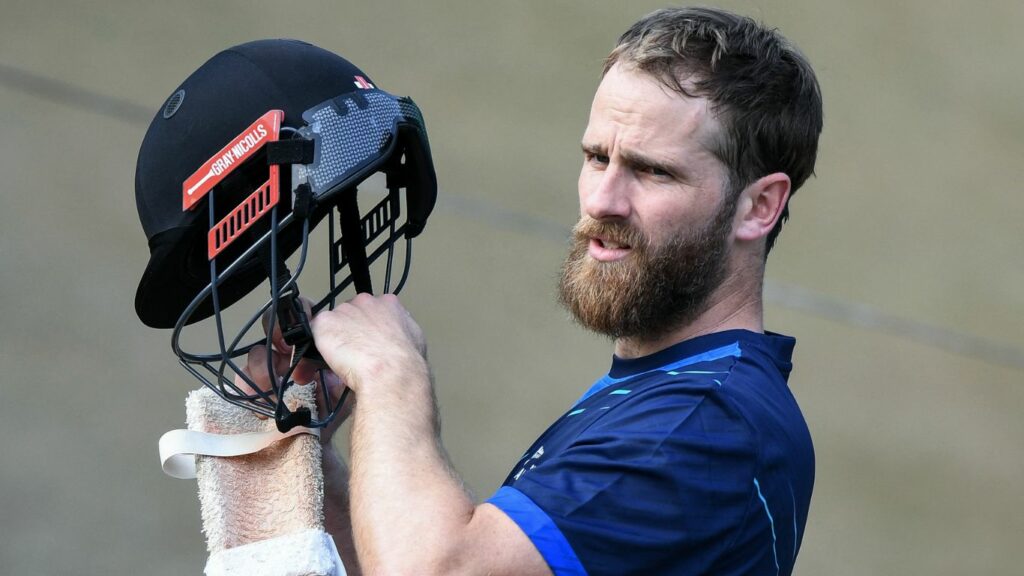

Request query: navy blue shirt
[{"left": 487, "top": 330, "right": 814, "bottom": 575}]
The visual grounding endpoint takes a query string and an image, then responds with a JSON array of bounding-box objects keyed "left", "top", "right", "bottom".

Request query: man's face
[{"left": 559, "top": 64, "right": 736, "bottom": 340}]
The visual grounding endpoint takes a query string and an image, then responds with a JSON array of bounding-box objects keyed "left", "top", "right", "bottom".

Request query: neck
[{"left": 614, "top": 264, "right": 765, "bottom": 359}]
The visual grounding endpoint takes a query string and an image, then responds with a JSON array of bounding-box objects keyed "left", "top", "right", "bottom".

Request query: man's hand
[
  {"left": 232, "top": 298, "right": 362, "bottom": 573},
  {"left": 307, "top": 294, "right": 551, "bottom": 575},
  {"left": 233, "top": 297, "right": 352, "bottom": 444},
  {"left": 310, "top": 293, "right": 430, "bottom": 399}
]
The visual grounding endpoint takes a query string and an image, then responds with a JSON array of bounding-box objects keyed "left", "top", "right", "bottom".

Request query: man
[{"left": 253, "top": 7, "right": 821, "bottom": 575}]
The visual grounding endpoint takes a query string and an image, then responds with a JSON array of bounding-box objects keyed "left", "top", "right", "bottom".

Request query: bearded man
[{"left": 247, "top": 6, "right": 822, "bottom": 575}]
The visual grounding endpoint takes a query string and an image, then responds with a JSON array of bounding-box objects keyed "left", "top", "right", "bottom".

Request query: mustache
[{"left": 571, "top": 218, "right": 647, "bottom": 250}]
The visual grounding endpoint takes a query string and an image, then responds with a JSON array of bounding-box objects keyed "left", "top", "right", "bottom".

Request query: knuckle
[
  {"left": 310, "top": 314, "right": 325, "bottom": 331},
  {"left": 248, "top": 344, "right": 267, "bottom": 363},
  {"left": 312, "top": 308, "right": 339, "bottom": 328}
]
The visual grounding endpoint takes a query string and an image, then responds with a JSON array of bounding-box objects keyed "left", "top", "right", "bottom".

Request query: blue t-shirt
[{"left": 487, "top": 330, "right": 814, "bottom": 576}]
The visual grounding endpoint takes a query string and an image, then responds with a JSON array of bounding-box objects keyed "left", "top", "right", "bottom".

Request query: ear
[{"left": 733, "top": 172, "right": 791, "bottom": 243}]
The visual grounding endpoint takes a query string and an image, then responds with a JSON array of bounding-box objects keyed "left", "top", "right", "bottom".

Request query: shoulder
[
  {"left": 578, "top": 351, "right": 762, "bottom": 441},
  {"left": 492, "top": 332, "right": 814, "bottom": 575},
  {"left": 498, "top": 369, "right": 773, "bottom": 575},
  {"left": 572, "top": 338, "right": 809, "bottom": 470}
]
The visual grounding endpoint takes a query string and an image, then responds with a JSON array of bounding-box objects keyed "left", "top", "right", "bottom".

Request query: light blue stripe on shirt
[
  {"left": 576, "top": 341, "right": 742, "bottom": 405},
  {"left": 487, "top": 486, "right": 588, "bottom": 576}
]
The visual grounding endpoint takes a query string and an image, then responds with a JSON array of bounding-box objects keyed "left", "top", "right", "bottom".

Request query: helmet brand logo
[
  {"left": 208, "top": 123, "right": 268, "bottom": 180},
  {"left": 182, "top": 110, "right": 283, "bottom": 210}
]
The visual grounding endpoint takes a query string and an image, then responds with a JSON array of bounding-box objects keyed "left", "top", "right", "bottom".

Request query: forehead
[{"left": 584, "top": 64, "right": 720, "bottom": 155}]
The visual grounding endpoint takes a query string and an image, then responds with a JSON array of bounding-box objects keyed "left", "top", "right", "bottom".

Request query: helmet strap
[{"left": 337, "top": 190, "right": 374, "bottom": 295}]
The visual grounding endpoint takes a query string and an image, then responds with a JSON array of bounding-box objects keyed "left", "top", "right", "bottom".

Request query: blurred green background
[{"left": 1, "top": 1, "right": 1021, "bottom": 574}]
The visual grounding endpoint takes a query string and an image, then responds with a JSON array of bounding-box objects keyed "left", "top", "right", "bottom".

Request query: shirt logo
[
  {"left": 353, "top": 76, "right": 375, "bottom": 90},
  {"left": 513, "top": 445, "right": 545, "bottom": 481}
]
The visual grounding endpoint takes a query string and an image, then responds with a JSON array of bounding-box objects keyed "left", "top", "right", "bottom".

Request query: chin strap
[{"left": 336, "top": 190, "right": 374, "bottom": 294}]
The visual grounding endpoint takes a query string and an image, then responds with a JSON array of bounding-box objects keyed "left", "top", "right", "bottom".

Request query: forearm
[
  {"left": 348, "top": 360, "right": 477, "bottom": 574},
  {"left": 310, "top": 297, "right": 549, "bottom": 575},
  {"left": 322, "top": 445, "right": 362, "bottom": 576}
]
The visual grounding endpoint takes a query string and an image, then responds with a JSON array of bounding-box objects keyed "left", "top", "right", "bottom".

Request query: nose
[{"left": 580, "top": 165, "right": 631, "bottom": 221}]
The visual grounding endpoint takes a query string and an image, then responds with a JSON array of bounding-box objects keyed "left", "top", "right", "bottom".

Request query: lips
[
  {"left": 596, "top": 235, "right": 631, "bottom": 249},
  {"left": 588, "top": 235, "right": 632, "bottom": 261}
]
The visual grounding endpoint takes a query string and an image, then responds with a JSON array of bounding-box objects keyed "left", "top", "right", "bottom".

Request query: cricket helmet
[{"left": 135, "top": 39, "right": 436, "bottom": 430}]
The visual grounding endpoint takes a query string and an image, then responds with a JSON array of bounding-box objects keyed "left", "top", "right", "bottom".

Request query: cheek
[
  {"left": 635, "top": 198, "right": 685, "bottom": 243},
  {"left": 642, "top": 183, "right": 730, "bottom": 239}
]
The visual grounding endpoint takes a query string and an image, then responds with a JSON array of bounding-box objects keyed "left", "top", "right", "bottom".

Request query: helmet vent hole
[{"left": 162, "top": 90, "right": 185, "bottom": 119}]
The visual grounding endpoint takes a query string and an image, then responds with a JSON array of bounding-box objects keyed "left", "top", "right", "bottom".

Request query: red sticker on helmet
[
  {"left": 206, "top": 167, "right": 279, "bottom": 260},
  {"left": 182, "top": 110, "right": 284, "bottom": 211}
]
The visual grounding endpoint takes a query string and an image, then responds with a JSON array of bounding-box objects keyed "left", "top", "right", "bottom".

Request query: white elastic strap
[{"left": 159, "top": 425, "right": 320, "bottom": 479}]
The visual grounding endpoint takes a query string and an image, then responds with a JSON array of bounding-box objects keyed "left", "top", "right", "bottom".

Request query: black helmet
[{"left": 135, "top": 39, "right": 436, "bottom": 430}]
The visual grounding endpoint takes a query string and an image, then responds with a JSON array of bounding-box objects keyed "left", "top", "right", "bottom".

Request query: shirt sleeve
[{"left": 488, "top": 383, "right": 759, "bottom": 576}]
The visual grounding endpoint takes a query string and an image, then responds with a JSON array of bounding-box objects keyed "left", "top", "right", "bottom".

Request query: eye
[
  {"left": 640, "top": 165, "right": 672, "bottom": 178},
  {"left": 584, "top": 152, "right": 609, "bottom": 166}
]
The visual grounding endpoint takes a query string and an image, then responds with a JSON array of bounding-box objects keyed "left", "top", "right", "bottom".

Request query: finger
[
  {"left": 245, "top": 345, "right": 272, "bottom": 393},
  {"left": 234, "top": 364, "right": 262, "bottom": 396},
  {"left": 234, "top": 367, "right": 271, "bottom": 420},
  {"left": 244, "top": 344, "right": 288, "bottom": 394},
  {"left": 261, "top": 306, "right": 291, "bottom": 355},
  {"left": 290, "top": 360, "right": 317, "bottom": 385}
]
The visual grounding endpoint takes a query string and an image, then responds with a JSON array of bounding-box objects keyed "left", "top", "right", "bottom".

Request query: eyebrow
[
  {"left": 581, "top": 141, "right": 687, "bottom": 180},
  {"left": 581, "top": 142, "right": 606, "bottom": 157}
]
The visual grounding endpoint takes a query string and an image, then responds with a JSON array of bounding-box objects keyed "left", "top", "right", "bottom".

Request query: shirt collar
[{"left": 607, "top": 329, "right": 795, "bottom": 380}]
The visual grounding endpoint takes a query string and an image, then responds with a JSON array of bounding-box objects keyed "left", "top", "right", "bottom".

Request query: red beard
[{"left": 558, "top": 199, "right": 734, "bottom": 341}]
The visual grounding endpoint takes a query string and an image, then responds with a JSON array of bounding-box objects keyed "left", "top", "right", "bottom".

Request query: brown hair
[{"left": 605, "top": 7, "right": 823, "bottom": 252}]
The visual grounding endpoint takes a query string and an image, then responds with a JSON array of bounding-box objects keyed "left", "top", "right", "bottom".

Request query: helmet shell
[{"left": 135, "top": 39, "right": 374, "bottom": 328}]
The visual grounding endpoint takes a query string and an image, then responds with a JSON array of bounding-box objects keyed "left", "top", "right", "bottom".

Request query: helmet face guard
[{"left": 169, "top": 87, "right": 435, "bottom": 432}]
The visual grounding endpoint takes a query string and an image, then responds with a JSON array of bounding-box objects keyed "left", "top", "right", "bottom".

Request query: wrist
[{"left": 351, "top": 352, "right": 432, "bottom": 401}]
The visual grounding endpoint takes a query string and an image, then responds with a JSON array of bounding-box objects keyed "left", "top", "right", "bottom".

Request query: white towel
[
  {"left": 204, "top": 529, "right": 344, "bottom": 576},
  {"left": 163, "top": 386, "right": 346, "bottom": 576}
]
